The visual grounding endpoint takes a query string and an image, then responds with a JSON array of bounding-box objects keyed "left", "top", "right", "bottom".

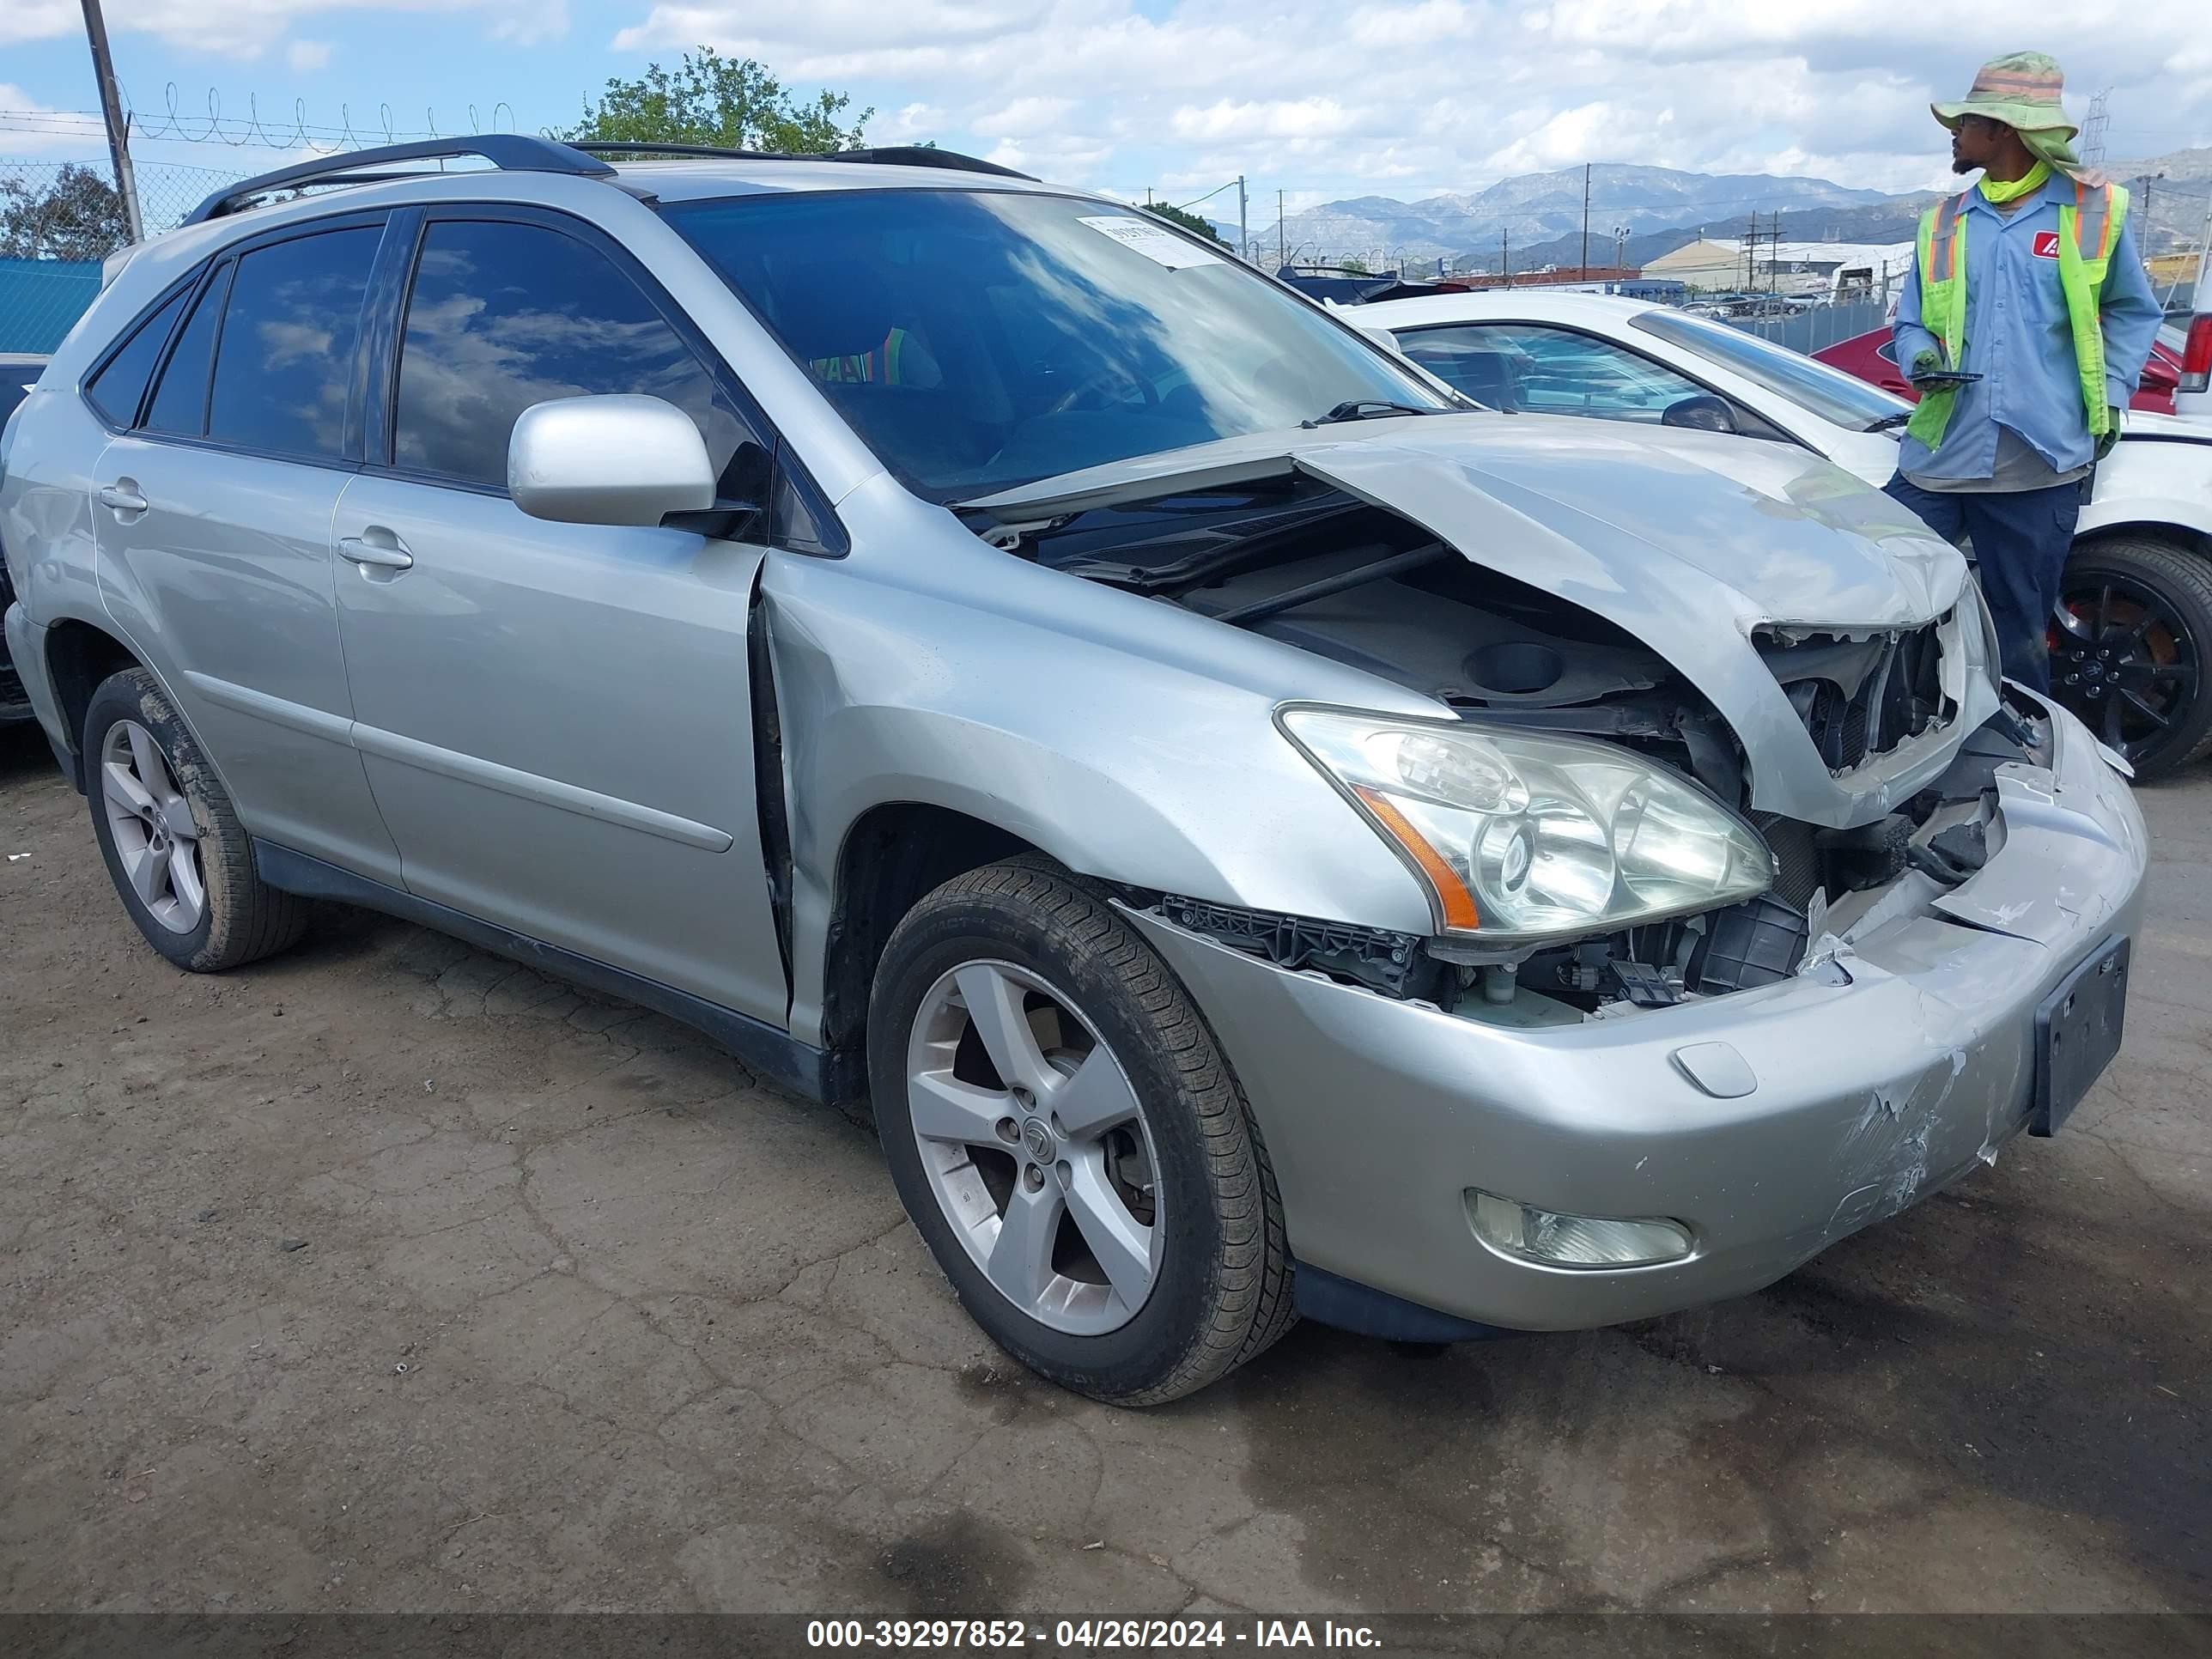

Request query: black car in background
[{"left": 1, "top": 354, "right": 47, "bottom": 721}]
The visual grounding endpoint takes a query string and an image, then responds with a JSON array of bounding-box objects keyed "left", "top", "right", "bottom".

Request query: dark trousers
[{"left": 1883, "top": 472, "right": 2081, "bottom": 693}]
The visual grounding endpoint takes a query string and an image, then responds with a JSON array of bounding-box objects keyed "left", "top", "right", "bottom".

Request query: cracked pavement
[{"left": 2, "top": 725, "right": 2206, "bottom": 1614}]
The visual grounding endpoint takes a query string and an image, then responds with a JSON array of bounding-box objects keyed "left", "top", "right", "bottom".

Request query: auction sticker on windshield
[{"left": 1079, "top": 215, "right": 1224, "bottom": 268}]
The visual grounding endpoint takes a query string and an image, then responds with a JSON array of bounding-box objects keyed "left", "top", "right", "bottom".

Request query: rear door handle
[
  {"left": 96, "top": 483, "right": 148, "bottom": 514},
  {"left": 337, "top": 533, "right": 414, "bottom": 571}
]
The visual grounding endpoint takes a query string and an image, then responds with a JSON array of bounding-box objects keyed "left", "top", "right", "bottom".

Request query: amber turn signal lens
[{"left": 1352, "top": 784, "right": 1480, "bottom": 931}]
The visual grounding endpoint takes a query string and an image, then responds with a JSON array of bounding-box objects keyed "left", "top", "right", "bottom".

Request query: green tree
[
  {"left": 1140, "top": 202, "right": 1227, "bottom": 246},
  {"left": 565, "top": 46, "right": 871, "bottom": 154},
  {"left": 0, "top": 164, "right": 131, "bottom": 261},
  {"left": 1339, "top": 255, "right": 1369, "bottom": 274}
]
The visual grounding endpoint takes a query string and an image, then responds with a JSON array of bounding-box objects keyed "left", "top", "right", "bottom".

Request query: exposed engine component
[
  {"left": 1818, "top": 813, "right": 1916, "bottom": 894},
  {"left": 1606, "top": 959, "right": 1682, "bottom": 1007},
  {"left": 1755, "top": 618, "right": 1956, "bottom": 774},
  {"left": 1910, "top": 820, "right": 1992, "bottom": 886},
  {"left": 1686, "top": 892, "right": 1813, "bottom": 994}
]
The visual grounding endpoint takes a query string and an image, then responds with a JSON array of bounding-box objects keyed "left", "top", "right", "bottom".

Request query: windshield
[
  {"left": 662, "top": 189, "right": 1453, "bottom": 501},
  {"left": 1630, "top": 308, "right": 1910, "bottom": 432}
]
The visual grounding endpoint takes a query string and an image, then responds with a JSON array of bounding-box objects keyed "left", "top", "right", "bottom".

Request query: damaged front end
[{"left": 967, "top": 447, "right": 2022, "bottom": 1025}]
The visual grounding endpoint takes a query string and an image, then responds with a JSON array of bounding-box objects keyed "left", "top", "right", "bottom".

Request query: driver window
[
  {"left": 1401, "top": 323, "right": 1709, "bottom": 424},
  {"left": 392, "top": 218, "right": 754, "bottom": 495}
]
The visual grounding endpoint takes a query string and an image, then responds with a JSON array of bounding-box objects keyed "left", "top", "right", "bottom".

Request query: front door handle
[
  {"left": 96, "top": 482, "right": 149, "bottom": 514},
  {"left": 337, "top": 533, "right": 414, "bottom": 572}
]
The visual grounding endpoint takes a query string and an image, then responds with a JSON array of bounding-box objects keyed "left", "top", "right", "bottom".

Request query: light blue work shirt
[{"left": 1893, "top": 174, "right": 2162, "bottom": 483}]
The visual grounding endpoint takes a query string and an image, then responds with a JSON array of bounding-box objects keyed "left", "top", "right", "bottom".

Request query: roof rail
[
  {"left": 573, "top": 141, "right": 1036, "bottom": 182},
  {"left": 183, "top": 137, "right": 617, "bottom": 226}
]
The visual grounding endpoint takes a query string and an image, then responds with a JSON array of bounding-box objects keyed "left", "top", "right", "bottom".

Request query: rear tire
[
  {"left": 82, "top": 667, "right": 309, "bottom": 972},
  {"left": 868, "top": 862, "right": 1295, "bottom": 1404},
  {"left": 2053, "top": 536, "right": 2212, "bottom": 778}
]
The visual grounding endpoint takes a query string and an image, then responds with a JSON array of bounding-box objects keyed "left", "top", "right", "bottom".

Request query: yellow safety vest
[{"left": 1906, "top": 179, "right": 2127, "bottom": 447}]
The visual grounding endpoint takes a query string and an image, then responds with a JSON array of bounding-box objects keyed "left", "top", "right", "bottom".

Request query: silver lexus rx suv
[{"left": 0, "top": 138, "right": 2146, "bottom": 1401}]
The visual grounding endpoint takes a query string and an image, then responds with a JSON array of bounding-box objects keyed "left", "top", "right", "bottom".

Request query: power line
[{"left": 0, "top": 83, "right": 522, "bottom": 155}]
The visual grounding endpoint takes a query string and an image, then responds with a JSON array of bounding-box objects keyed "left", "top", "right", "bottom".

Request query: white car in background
[{"left": 1358, "top": 290, "right": 2212, "bottom": 777}]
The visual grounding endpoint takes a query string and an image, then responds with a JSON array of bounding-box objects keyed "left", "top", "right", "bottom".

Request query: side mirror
[
  {"left": 508, "top": 394, "right": 717, "bottom": 527},
  {"left": 1660, "top": 393, "right": 1737, "bottom": 434}
]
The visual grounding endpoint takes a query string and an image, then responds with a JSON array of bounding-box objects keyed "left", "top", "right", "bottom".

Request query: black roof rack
[
  {"left": 183, "top": 136, "right": 617, "bottom": 226},
  {"left": 573, "top": 141, "right": 1036, "bottom": 181}
]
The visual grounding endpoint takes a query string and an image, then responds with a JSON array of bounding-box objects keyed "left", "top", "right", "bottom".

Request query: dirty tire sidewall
[
  {"left": 870, "top": 863, "right": 1294, "bottom": 1406},
  {"left": 82, "top": 667, "right": 307, "bottom": 973}
]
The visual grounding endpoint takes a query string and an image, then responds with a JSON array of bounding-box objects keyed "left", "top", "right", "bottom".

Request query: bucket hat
[{"left": 1932, "top": 52, "right": 2077, "bottom": 138}]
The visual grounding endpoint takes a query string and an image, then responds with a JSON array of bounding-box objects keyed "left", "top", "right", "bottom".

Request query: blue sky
[{"left": 5, "top": 1, "right": 2209, "bottom": 234}]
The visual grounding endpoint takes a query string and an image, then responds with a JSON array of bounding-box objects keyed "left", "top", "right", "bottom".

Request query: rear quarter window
[
  {"left": 145, "top": 265, "right": 232, "bottom": 437},
  {"left": 84, "top": 287, "right": 187, "bottom": 427}
]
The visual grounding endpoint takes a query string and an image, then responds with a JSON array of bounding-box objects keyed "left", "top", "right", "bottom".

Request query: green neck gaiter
[{"left": 1979, "top": 160, "right": 2051, "bottom": 204}]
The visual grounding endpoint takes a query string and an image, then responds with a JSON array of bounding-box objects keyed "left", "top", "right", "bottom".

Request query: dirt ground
[{"left": 2, "top": 718, "right": 2207, "bottom": 1617}]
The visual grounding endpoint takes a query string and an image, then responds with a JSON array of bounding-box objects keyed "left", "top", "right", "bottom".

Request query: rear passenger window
[
  {"left": 85, "top": 287, "right": 187, "bottom": 427},
  {"left": 392, "top": 219, "right": 744, "bottom": 490},
  {"left": 144, "top": 264, "right": 231, "bottom": 437},
  {"left": 205, "top": 226, "right": 380, "bottom": 461}
]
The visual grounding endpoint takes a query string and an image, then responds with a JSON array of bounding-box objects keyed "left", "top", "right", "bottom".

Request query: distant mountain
[
  {"left": 1498, "top": 198, "right": 1939, "bottom": 279},
  {"left": 1226, "top": 161, "right": 1902, "bottom": 266},
  {"left": 1216, "top": 149, "right": 2212, "bottom": 269}
]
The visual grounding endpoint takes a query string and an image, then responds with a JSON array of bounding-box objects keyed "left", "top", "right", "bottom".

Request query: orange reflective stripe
[
  {"left": 1930, "top": 191, "right": 1967, "bottom": 280},
  {"left": 2072, "top": 181, "right": 2115, "bottom": 259}
]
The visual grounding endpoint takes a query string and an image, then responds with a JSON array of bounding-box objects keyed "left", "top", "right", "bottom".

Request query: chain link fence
[
  {"left": 2, "top": 157, "right": 248, "bottom": 352},
  {"left": 1718, "top": 296, "right": 1893, "bottom": 356}
]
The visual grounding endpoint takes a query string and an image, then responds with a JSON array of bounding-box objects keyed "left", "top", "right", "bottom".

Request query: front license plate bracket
[{"left": 2031, "top": 934, "right": 2130, "bottom": 1138}]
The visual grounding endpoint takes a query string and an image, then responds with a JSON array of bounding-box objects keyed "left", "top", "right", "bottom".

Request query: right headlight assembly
[{"left": 1280, "top": 707, "right": 1776, "bottom": 946}]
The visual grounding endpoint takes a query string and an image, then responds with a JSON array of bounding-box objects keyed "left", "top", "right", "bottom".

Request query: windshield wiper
[
  {"left": 1302, "top": 400, "right": 1441, "bottom": 428},
  {"left": 1863, "top": 412, "right": 1914, "bottom": 432}
]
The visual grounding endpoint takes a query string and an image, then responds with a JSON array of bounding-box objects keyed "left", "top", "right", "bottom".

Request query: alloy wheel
[
  {"left": 2049, "top": 577, "right": 2202, "bottom": 762},
  {"left": 904, "top": 959, "right": 1163, "bottom": 1336},
  {"left": 100, "top": 719, "right": 206, "bottom": 933}
]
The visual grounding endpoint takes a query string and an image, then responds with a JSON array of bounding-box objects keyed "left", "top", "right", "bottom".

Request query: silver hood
[{"left": 968, "top": 414, "right": 1999, "bottom": 829}]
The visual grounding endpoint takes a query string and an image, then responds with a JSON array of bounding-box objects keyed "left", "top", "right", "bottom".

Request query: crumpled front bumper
[{"left": 1126, "top": 692, "right": 2148, "bottom": 1332}]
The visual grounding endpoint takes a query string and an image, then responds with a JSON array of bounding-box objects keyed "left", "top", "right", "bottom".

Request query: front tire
[
  {"left": 868, "top": 863, "right": 1295, "bottom": 1404},
  {"left": 2051, "top": 536, "right": 2212, "bottom": 777},
  {"left": 82, "top": 667, "right": 308, "bottom": 972}
]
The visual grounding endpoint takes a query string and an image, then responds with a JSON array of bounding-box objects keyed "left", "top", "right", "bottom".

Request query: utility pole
[
  {"left": 2137, "top": 173, "right": 2163, "bottom": 246},
  {"left": 78, "top": 0, "right": 143, "bottom": 244},
  {"left": 1278, "top": 189, "right": 1285, "bottom": 271},
  {"left": 1580, "top": 162, "right": 1591, "bottom": 280},
  {"left": 1502, "top": 228, "right": 1510, "bottom": 283},
  {"left": 1237, "top": 174, "right": 1249, "bottom": 264}
]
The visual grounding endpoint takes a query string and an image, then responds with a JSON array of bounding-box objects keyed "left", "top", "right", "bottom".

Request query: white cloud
[
  {"left": 286, "top": 39, "right": 334, "bottom": 71},
  {"left": 3, "top": 0, "right": 568, "bottom": 58},
  {"left": 873, "top": 102, "right": 949, "bottom": 143},
  {"left": 971, "top": 97, "right": 1075, "bottom": 139},
  {"left": 623, "top": 0, "right": 2209, "bottom": 204}
]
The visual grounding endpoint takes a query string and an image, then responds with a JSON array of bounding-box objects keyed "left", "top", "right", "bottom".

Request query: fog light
[{"left": 1468, "top": 1190, "right": 1693, "bottom": 1268}]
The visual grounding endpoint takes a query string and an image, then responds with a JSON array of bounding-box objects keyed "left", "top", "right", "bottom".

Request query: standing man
[{"left": 1887, "top": 52, "right": 2161, "bottom": 692}]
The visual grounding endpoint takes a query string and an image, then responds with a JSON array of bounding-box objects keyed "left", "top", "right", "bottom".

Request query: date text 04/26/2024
[{"left": 805, "top": 1620, "right": 1382, "bottom": 1650}]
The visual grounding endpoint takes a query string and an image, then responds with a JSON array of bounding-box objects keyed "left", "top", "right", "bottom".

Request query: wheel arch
[
  {"left": 40, "top": 615, "right": 143, "bottom": 792},
  {"left": 814, "top": 799, "right": 1047, "bottom": 1097},
  {"left": 2072, "top": 518, "right": 2212, "bottom": 560}
]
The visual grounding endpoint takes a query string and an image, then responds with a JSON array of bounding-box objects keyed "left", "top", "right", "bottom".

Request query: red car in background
[{"left": 1814, "top": 327, "right": 2183, "bottom": 414}]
